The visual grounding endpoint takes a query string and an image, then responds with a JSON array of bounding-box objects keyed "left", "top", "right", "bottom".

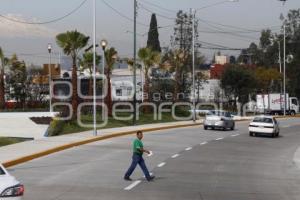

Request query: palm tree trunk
[
  {"left": 143, "top": 73, "right": 151, "bottom": 114},
  {"left": 105, "top": 72, "right": 113, "bottom": 117},
  {"left": 173, "top": 66, "right": 181, "bottom": 102},
  {"left": 0, "top": 68, "right": 5, "bottom": 109},
  {"left": 72, "top": 64, "right": 78, "bottom": 120}
]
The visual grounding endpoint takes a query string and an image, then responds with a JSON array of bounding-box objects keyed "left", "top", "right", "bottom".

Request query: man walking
[{"left": 124, "top": 131, "right": 155, "bottom": 181}]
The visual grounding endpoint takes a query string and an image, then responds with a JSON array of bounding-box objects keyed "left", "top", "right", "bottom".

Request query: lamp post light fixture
[
  {"left": 100, "top": 39, "right": 108, "bottom": 75},
  {"left": 47, "top": 43, "right": 53, "bottom": 113}
]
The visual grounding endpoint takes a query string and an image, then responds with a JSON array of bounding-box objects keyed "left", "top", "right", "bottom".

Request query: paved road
[{"left": 8, "top": 118, "right": 300, "bottom": 200}]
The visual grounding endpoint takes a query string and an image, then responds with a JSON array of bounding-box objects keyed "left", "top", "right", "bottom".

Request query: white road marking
[
  {"left": 231, "top": 134, "right": 240, "bottom": 137},
  {"left": 215, "top": 137, "right": 224, "bottom": 141},
  {"left": 171, "top": 154, "right": 180, "bottom": 158},
  {"left": 185, "top": 147, "right": 193, "bottom": 151},
  {"left": 200, "top": 142, "right": 208, "bottom": 145},
  {"left": 124, "top": 180, "right": 142, "bottom": 191},
  {"left": 282, "top": 125, "right": 290, "bottom": 128},
  {"left": 157, "top": 162, "right": 166, "bottom": 167}
]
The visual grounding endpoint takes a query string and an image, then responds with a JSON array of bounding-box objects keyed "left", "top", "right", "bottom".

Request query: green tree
[
  {"left": 138, "top": 47, "right": 160, "bottom": 104},
  {"left": 104, "top": 47, "right": 118, "bottom": 116},
  {"left": 147, "top": 14, "right": 161, "bottom": 52},
  {"left": 8, "top": 55, "right": 28, "bottom": 108},
  {"left": 56, "top": 30, "right": 89, "bottom": 119},
  {"left": 0, "top": 47, "right": 9, "bottom": 109},
  {"left": 79, "top": 51, "right": 101, "bottom": 97},
  {"left": 284, "top": 9, "right": 300, "bottom": 99},
  {"left": 221, "top": 65, "right": 257, "bottom": 111},
  {"left": 255, "top": 67, "right": 282, "bottom": 93}
]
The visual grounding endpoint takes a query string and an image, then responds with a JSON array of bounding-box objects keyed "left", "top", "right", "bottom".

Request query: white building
[{"left": 215, "top": 55, "right": 228, "bottom": 65}]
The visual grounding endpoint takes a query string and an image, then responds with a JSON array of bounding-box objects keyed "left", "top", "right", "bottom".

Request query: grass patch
[
  {"left": 0, "top": 137, "right": 31, "bottom": 147},
  {"left": 48, "top": 111, "right": 191, "bottom": 136}
]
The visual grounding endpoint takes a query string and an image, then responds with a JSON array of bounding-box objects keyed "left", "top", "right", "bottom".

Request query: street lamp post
[
  {"left": 100, "top": 39, "right": 107, "bottom": 122},
  {"left": 92, "top": 0, "right": 97, "bottom": 136},
  {"left": 101, "top": 40, "right": 108, "bottom": 74},
  {"left": 133, "top": 0, "right": 137, "bottom": 125},
  {"left": 47, "top": 43, "right": 53, "bottom": 113},
  {"left": 192, "top": 9, "right": 196, "bottom": 122},
  {"left": 283, "top": 24, "right": 287, "bottom": 116}
]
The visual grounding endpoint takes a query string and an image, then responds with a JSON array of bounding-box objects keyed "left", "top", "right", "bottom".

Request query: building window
[{"left": 116, "top": 89, "right": 122, "bottom": 96}]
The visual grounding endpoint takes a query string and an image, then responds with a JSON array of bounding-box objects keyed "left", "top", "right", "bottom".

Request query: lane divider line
[
  {"left": 157, "top": 162, "right": 166, "bottom": 168},
  {"left": 200, "top": 142, "right": 208, "bottom": 145},
  {"left": 185, "top": 147, "right": 193, "bottom": 151},
  {"left": 124, "top": 180, "right": 142, "bottom": 191},
  {"left": 215, "top": 138, "right": 224, "bottom": 141},
  {"left": 171, "top": 154, "right": 180, "bottom": 158},
  {"left": 231, "top": 134, "right": 240, "bottom": 137}
]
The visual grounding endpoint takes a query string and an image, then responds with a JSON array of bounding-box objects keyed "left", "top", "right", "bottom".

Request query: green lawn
[
  {"left": 0, "top": 137, "right": 31, "bottom": 147},
  {"left": 48, "top": 111, "right": 191, "bottom": 136}
]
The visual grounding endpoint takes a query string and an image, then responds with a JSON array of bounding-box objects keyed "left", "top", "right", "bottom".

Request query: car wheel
[
  {"left": 272, "top": 132, "right": 276, "bottom": 138},
  {"left": 204, "top": 126, "right": 208, "bottom": 130},
  {"left": 249, "top": 132, "right": 253, "bottom": 137},
  {"left": 291, "top": 111, "right": 296, "bottom": 116},
  {"left": 231, "top": 125, "right": 235, "bottom": 130}
]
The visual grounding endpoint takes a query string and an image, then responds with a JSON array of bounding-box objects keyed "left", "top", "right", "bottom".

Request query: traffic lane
[
  {"left": 134, "top": 123, "right": 300, "bottom": 200},
  {"left": 8, "top": 122, "right": 250, "bottom": 200}
]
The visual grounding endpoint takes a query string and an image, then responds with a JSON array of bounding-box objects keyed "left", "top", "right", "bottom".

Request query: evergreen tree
[{"left": 147, "top": 14, "right": 161, "bottom": 52}]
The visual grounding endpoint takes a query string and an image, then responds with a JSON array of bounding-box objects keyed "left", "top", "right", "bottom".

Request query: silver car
[{"left": 204, "top": 110, "right": 235, "bottom": 131}]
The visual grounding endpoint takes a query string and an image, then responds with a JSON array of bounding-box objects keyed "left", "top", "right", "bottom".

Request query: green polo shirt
[{"left": 133, "top": 139, "right": 143, "bottom": 155}]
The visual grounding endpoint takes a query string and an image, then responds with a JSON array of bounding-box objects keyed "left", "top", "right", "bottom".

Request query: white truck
[{"left": 256, "top": 93, "right": 299, "bottom": 115}]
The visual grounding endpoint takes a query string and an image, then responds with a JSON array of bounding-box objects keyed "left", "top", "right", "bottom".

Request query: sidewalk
[
  {"left": 0, "top": 120, "right": 205, "bottom": 167},
  {"left": 0, "top": 112, "right": 56, "bottom": 139}
]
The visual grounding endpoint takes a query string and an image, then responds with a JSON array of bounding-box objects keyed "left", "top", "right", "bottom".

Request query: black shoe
[
  {"left": 124, "top": 176, "right": 132, "bottom": 181},
  {"left": 147, "top": 176, "right": 155, "bottom": 181}
]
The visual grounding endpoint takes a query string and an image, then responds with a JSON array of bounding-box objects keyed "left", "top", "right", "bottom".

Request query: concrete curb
[{"left": 3, "top": 122, "right": 204, "bottom": 168}]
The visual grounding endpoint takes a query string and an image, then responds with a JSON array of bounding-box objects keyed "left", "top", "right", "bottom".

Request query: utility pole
[
  {"left": 133, "top": 0, "right": 137, "bottom": 125},
  {"left": 283, "top": 24, "right": 287, "bottom": 116},
  {"left": 192, "top": 9, "right": 196, "bottom": 122},
  {"left": 92, "top": 0, "right": 97, "bottom": 136}
]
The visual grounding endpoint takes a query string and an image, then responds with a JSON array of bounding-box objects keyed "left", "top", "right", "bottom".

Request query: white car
[
  {"left": 249, "top": 116, "right": 280, "bottom": 138},
  {"left": 0, "top": 164, "right": 24, "bottom": 199},
  {"left": 204, "top": 110, "right": 235, "bottom": 131}
]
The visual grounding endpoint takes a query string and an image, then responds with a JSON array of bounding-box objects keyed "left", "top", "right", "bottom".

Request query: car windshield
[
  {"left": 253, "top": 117, "right": 273, "bottom": 124},
  {"left": 0, "top": 167, "right": 6, "bottom": 175},
  {"left": 207, "top": 111, "right": 231, "bottom": 117}
]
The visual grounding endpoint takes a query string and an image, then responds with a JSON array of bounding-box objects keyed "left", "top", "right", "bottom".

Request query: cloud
[{"left": 0, "top": 14, "right": 57, "bottom": 38}]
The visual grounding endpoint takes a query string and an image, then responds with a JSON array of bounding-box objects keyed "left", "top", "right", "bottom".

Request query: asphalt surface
[{"left": 8, "top": 118, "right": 300, "bottom": 200}]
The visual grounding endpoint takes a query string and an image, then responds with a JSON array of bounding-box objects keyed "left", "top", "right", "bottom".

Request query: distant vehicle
[
  {"left": 256, "top": 93, "right": 299, "bottom": 115},
  {"left": 0, "top": 164, "right": 24, "bottom": 199},
  {"left": 249, "top": 116, "right": 280, "bottom": 138},
  {"left": 203, "top": 110, "right": 235, "bottom": 131}
]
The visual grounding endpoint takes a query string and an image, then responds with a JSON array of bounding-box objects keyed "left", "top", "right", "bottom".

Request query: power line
[
  {"left": 138, "top": 0, "right": 178, "bottom": 14},
  {"left": 101, "top": 0, "right": 148, "bottom": 27},
  {"left": 0, "top": 0, "right": 88, "bottom": 25},
  {"left": 138, "top": 3, "right": 176, "bottom": 21}
]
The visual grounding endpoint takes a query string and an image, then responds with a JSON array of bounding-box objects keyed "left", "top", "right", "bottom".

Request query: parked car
[
  {"left": 249, "top": 116, "right": 280, "bottom": 138},
  {"left": 0, "top": 164, "right": 24, "bottom": 199},
  {"left": 203, "top": 110, "right": 235, "bottom": 131}
]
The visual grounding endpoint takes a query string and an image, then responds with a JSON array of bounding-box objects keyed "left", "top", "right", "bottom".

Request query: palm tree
[
  {"left": 168, "top": 49, "right": 187, "bottom": 102},
  {"left": 104, "top": 47, "right": 118, "bottom": 116},
  {"left": 0, "top": 47, "right": 9, "bottom": 109},
  {"left": 79, "top": 51, "right": 101, "bottom": 97},
  {"left": 56, "top": 30, "right": 89, "bottom": 119},
  {"left": 138, "top": 47, "right": 160, "bottom": 108}
]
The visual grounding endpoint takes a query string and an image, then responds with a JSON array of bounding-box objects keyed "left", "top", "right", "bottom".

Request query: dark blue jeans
[{"left": 124, "top": 153, "right": 151, "bottom": 180}]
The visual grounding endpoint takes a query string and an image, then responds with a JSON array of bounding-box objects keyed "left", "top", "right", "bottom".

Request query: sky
[{"left": 0, "top": 0, "right": 299, "bottom": 66}]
